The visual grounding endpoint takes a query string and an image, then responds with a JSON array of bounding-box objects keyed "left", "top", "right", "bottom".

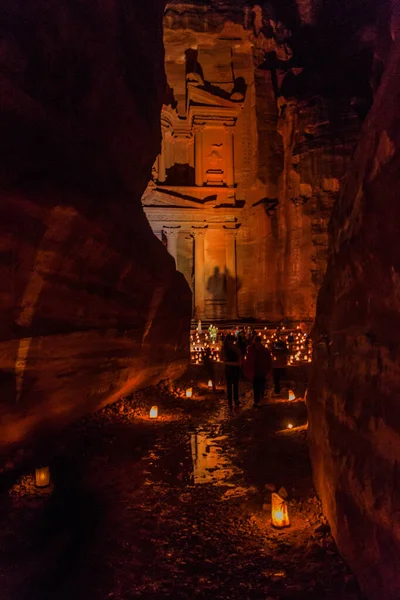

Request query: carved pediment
[
  {"left": 142, "top": 188, "right": 210, "bottom": 208},
  {"left": 142, "top": 186, "right": 237, "bottom": 209},
  {"left": 187, "top": 84, "right": 240, "bottom": 110},
  {"left": 188, "top": 84, "right": 241, "bottom": 115}
]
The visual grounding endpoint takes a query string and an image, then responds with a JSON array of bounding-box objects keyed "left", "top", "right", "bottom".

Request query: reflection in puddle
[{"left": 190, "top": 427, "right": 239, "bottom": 485}]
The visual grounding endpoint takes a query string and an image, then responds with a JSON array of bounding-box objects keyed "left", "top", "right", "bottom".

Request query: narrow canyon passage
[
  {"left": 0, "top": 377, "right": 364, "bottom": 600},
  {"left": 0, "top": 1, "right": 399, "bottom": 597}
]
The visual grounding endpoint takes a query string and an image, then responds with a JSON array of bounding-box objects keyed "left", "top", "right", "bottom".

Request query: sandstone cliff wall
[
  {"left": 309, "top": 35, "right": 400, "bottom": 600},
  {"left": 0, "top": 0, "right": 191, "bottom": 450}
]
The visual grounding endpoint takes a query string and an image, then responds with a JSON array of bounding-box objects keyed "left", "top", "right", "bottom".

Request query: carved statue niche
[
  {"left": 206, "top": 143, "right": 224, "bottom": 186},
  {"left": 186, "top": 72, "right": 204, "bottom": 87},
  {"left": 185, "top": 48, "right": 204, "bottom": 88}
]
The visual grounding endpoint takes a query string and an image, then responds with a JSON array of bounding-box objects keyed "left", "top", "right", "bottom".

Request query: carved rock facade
[{"left": 144, "top": 2, "right": 362, "bottom": 322}]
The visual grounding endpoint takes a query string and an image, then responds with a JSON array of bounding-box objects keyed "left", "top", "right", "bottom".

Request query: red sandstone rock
[
  {"left": 0, "top": 0, "right": 191, "bottom": 450},
  {"left": 309, "top": 34, "right": 400, "bottom": 600}
]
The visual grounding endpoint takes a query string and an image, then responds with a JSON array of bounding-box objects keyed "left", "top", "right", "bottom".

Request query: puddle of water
[{"left": 190, "top": 426, "right": 240, "bottom": 485}]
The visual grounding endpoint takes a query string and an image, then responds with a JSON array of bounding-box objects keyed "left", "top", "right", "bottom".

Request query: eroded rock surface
[
  {"left": 0, "top": 0, "right": 191, "bottom": 450},
  {"left": 309, "top": 30, "right": 400, "bottom": 600}
]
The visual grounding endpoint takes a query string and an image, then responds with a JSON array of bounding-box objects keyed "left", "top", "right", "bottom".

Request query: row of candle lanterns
[{"left": 190, "top": 327, "right": 312, "bottom": 365}]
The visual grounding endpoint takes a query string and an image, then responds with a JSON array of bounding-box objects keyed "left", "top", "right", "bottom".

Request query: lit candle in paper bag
[
  {"left": 288, "top": 390, "right": 296, "bottom": 401},
  {"left": 271, "top": 492, "right": 290, "bottom": 528},
  {"left": 186, "top": 388, "right": 193, "bottom": 398},
  {"left": 208, "top": 380, "right": 213, "bottom": 388},
  {"left": 35, "top": 467, "right": 50, "bottom": 488},
  {"left": 149, "top": 406, "right": 158, "bottom": 419}
]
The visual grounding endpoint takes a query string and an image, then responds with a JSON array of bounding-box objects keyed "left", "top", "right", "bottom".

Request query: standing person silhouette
[
  {"left": 222, "top": 334, "right": 242, "bottom": 409},
  {"left": 243, "top": 336, "right": 273, "bottom": 407}
]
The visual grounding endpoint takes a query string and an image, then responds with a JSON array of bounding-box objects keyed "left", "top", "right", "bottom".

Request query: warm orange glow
[
  {"left": 35, "top": 467, "right": 50, "bottom": 488},
  {"left": 186, "top": 388, "right": 193, "bottom": 398},
  {"left": 150, "top": 406, "right": 158, "bottom": 419},
  {"left": 288, "top": 390, "right": 296, "bottom": 401},
  {"left": 208, "top": 380, "right": 213, "bottom": 388},
  {"left": 287, "top": 423, "right": 293, "bottom": 429},
  {"left": 271, "top": 492, "right": 290, "bottom": 528}
]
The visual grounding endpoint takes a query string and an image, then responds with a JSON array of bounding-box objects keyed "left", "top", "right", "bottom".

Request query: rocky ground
[{"left": 0, "top": 368, "right": 365, "bottom": 600}]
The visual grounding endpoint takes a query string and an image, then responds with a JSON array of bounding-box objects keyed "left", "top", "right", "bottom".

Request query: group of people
[{"left": 203, "top": 330, "right": 289, "bottom": 409}]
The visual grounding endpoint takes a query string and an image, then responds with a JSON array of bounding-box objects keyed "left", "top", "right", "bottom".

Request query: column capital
[
  {"left": 223, "top": 121, "right": 236, "bottom": 132},
  {"left": 193, "top": 122, "right": 206, "bottom": 133},
  {"left": 191, "top": 228, "right": 207, "bottom": 237},
  {"left": 223, "top": 226, "right": 239, "bottom": 237},
  {"left": 163, "top": 228, "right": 180, "bottom": 237}
]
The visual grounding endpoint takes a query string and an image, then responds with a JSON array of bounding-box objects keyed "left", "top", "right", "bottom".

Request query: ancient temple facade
[
  {"left": 142, "top": 34, "right": 254, "bottom": 320},
  {"left": 142, "top": 4, "right": 359, "bottom": 322}
]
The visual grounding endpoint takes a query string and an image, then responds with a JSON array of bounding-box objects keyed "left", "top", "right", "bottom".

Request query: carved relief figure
[
  {"left": 206, "top": 144, "right": 224, "bottom": 184},
  {"left": 208, "top": 146, "right": 223, "bottom": 171}
]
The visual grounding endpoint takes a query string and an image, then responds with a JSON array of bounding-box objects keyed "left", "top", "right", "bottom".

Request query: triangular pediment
[
  {"left": 187, "top": 84, "right": 241, "bottom": 110},
  {"left": 142, "top": 187, "right": 215, "bottom": 209}
]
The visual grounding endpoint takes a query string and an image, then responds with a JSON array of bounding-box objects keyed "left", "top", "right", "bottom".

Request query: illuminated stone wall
[{"left": 144, "top": 2, "right": 362, "bottom": 322}]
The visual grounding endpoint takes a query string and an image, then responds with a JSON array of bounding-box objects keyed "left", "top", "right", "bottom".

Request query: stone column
[
  {"left": 195, "top": 127, "right": 204, "bottom": 187},
  {"left": 193, "top": 229, "right": 206, "bottom": 318},
  {"left": 224, "top": 126, "right": 235, "bottom": 188},
  {"left": 224, "top": 228, "right": 237, "bottom": 318},
  {"left": 159, "top": 134, "right": 166, "bottom": 183},
  {"left": 165, "top": 131, "right": 173, "bottom": 170},
  {"left": 164, "top": 229, "right": 179, "bottom": 265}
]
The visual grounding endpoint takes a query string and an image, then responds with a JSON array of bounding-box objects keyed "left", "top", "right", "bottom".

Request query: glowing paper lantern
[
  {"left": 287, "top": 423, "right": 294, "bottom": 429},
  {"left": 186, "top": 388, "right": 193, "bottom": 398},
  {"left": 288, "top": 390, "right": 296, "bottom": 401},
  {"left": 271, "top": 492, "right": 290, "bottom": 528},
  {"left": 149, "top": 406, "right": 158, "bottom": 419},
  {"left": 208, "top": 380, "right": 213, "bottom": 389},
  {"left": 35, "top": 467, "right": 50, "bottom": 488}
]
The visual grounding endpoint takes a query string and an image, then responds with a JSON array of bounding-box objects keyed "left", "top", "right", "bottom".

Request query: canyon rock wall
[
  {"left": 309, "top": 29, "right": 400, "bottom": 600},
  {"left": 0, "top": 0, "right": 191, "bottom": 451}
]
